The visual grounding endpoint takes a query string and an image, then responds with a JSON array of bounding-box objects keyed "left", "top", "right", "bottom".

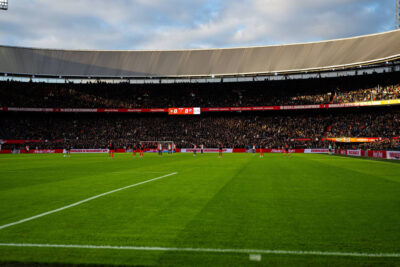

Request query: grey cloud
[{"left": 0, "top": 0, "right": 395, "bottom": 50}]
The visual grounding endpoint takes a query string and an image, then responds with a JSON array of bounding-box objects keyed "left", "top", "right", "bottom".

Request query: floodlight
[{"left": 0, "top": 0, "right": 8, "bottom": 10}]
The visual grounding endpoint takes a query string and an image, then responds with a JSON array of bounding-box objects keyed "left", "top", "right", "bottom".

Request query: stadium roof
[{"left": 1, "top": 30, "right": 400, "bottom": 78}]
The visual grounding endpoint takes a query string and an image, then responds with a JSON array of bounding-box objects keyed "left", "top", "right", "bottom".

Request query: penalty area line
[
  {"left": 0, "top": 172, "right": 178, "bottom": 230},
  {"left": 0, "top": 243, "right": 398, "bottom": 258}
]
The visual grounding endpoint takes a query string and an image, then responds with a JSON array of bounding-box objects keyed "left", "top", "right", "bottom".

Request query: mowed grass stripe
[
  {"left": 162, "top": 154, "right": 322, "bottom": 251},
  {"left": 0, "top": 154, "right": 193, "bottom": 223},
  {"left": 0, "top": 172, "right": 178, "bottom": 230},
  {"left": 0, "top": 154, "right": 260, "bottom": 266},
  {"left": 308, "top": 154, "right": 400, "bottom": 184},
  {"left": 0, "top": 153, "right": 185, "bottom": 191},
  {"left": 0, "top": 154, "right": 253, "bottom": 248},
  {"left": 159, "top": 154, "right": 400, "bottom": 254}
]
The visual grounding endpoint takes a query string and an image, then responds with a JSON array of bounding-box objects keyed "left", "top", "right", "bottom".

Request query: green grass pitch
[{"left": 0, "top": 153, "right": 399, "bottom": 266}]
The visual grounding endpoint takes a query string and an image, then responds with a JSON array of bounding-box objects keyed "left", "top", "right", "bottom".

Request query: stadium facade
[
  {"left": 1, "top": 25, "right": 400, "bottom": 267},
  {"left": 0, "top": 30, "right": 400, "bottom": 82},
  {"left": 0, "top": 30, "right": 399, "bottom": 159}
]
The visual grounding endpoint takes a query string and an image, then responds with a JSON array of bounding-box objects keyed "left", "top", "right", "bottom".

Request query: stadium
[{"left": 1, "top": 1, "right": 400, "bottom": 266}]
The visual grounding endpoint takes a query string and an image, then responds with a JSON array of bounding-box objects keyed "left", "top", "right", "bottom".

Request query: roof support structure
[{"left": 1, "top": 30, "right": 400, "bottom": 78}]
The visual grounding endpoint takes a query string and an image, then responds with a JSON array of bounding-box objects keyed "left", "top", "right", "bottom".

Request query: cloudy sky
[{"left": 0, "top": 0, "right": 396, "bottom": 50}]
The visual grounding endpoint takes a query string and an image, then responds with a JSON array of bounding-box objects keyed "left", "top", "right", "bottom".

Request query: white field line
[
  {"left": 0, "top": 243, "right": 398, "bottom": 258},
  {"left": 110, "top": 171, "right": 168, "bottom": 174},
  {"left": 0, "top": 172, "right": 178, "bottom": 230}
]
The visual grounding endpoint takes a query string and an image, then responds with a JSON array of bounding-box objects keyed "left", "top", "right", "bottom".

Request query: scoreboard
[{"left": 168, "top": 107, "right": 201, "bottom": 115}]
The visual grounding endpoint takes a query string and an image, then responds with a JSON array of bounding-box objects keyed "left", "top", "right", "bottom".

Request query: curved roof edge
[{"left": 1, "top": 30, "right": 400, "bottom": 78}]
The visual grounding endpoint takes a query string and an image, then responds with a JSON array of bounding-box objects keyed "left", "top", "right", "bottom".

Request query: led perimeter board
[{"left": 168, "top": 107, "right": 201, "bottom": 115}]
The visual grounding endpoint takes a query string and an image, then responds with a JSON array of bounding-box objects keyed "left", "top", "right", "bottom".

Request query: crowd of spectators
[
  {"left": 0, "top": 74, "right": 399, "bottom": 109},
  {"left": 325, "top": 112, "right": 400, "bottom": 138},
  {"left": 358, "top": 138, "right": 400, "bottom": 151},
  {"left": 1, "top": 108, "right": 399, "bottom": 151},
  {"left": 1, "top": 73, "right": 400, "bottom": 151},
  {"left": 332, "top": 84, "right": 400, "bottom": 103}
]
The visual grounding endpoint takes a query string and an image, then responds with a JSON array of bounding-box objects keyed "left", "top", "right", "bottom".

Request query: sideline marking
[
  {"left": 0, "top": 243, "right": 398, "bottom": 258},
  {"left": 110, "top": 171, "right": 168, "bottom": 174},
  {"left": 0, "top": 172, "right": 178, "bottom": 230}
]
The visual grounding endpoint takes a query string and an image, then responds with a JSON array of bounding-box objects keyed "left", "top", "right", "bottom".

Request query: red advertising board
[
  {"left": 335, "top": 149, "right": 393, "bottom": 160},
  {"left": 347, "top": 150, "right": 362, "bottom": 156},
  {"left": 387, "top": 151, "right": 400, "bottom": 160},
  {"left": 323, "top": 137, "right": 382, "bottom": 143},
  {"left": 70, "top": 149, "right": 109, "bottom": 153},
  {"left": 368, "top": 150, "right": 387, "bottom": 159},
  {"left": 32, "top": 149, "right": 63, "bottom": 154},
  {"left": 0, "top": 107, "right": 168, "bottom": 113},
  {"left": 0, "top": 148, "right": 398, "bottom": 161},
  {"left": 1, "top": 99, "right": 399, "bottom": 114}
]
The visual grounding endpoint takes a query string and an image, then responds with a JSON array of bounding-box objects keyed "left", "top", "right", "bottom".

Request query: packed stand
[
  {"left": 1, "top": 108, "right": 399, "bottom": 151},
  {"left": 0, "top": 73, "right": 399, "bottom": 109},
  {"left": 332, "top": 84, "right": 400, "bottom": 103}
]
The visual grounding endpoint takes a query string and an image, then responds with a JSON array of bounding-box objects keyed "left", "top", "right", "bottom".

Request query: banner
[
  {"left": 1, "top": 148, "right": 398, "bottom": 160},
  {"left": 323, "top": 137, "right": 383, "bottom": 143},
  {"left": 337, "top": 149, "right": 347, "bottom": 156},
  {"left": 0, "top": 107, "right": 168, "bottom": 113},
  {"left": 346, "top": 150, "right": 362, "bottom": 156},
  {"left": 270, "top": 149, "right": 284, "bottom": 153},
  {"left": 335, "top": 149, "right": 394, "bottom": 160},
  {"left": 32, "top": 149, "right": 63, "bottom": 154},
  {"left": 369, "top": 150, "right": 387, "bottom": 159},
  {"left": 1, "top": 99, "right": 399, "bottom": 114},
  {"left": 70, "top": 149, "right": 109, "bottom": 153},
  {"left": 304, "top": 149, "right": 330, "bottom": 154},
  {"left": 246, "top": 149, "right": 310, "bottom": 153},
  {"left": 0, "top": 139, "right": 62, "bottom": 144},
  {"left": 201, "top": 99, "right": 400, "bottom": 112},
  {"left": 387, "top": 151, "right": 400, "bottom": 160}
]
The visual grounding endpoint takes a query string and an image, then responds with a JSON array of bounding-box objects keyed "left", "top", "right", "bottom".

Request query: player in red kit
[
  {"left": 173, "top": 143, "right": 176, "bottom": 154},
  {"left": 132, "top": 143, "right": 137, "bottom": 157},
  {"left": 108, "top": 141, "right": 115, "bottom": 158},
  {"left": 218, "top": 144, "right": 223, "bottom": 158},
  {"left": 140, "top": 143, "right": 144, "bottom": 157},
  {"left": 193, "top": 144, "right": 197, "bottom": 156},
  {"left": 260, "top": 143, "right": 264, "bottom": 158},
  {"left": 284, "top": 144, "right": 290, "bottom": 158}
]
